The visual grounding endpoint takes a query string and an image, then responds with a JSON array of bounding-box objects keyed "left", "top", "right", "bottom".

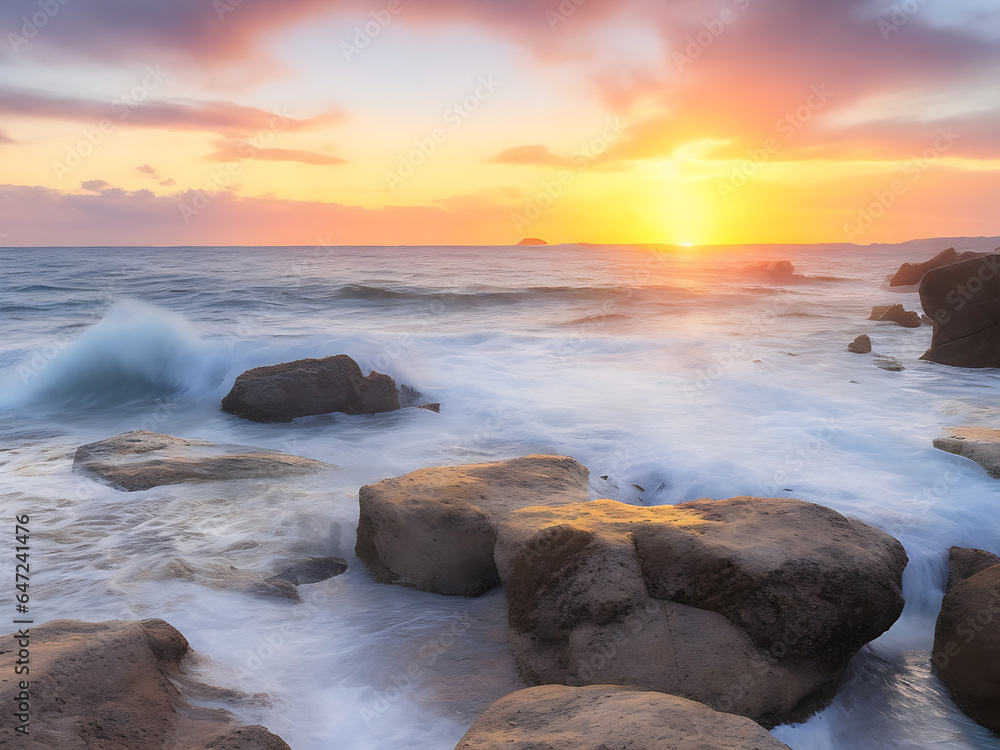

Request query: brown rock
[
  {"left": 869, "top": 304, "right": 921, "bottom": 328},
  {"left": 494, "top": 497, "right": 907, "bottom": 727},
  {"left": 933, "top": 428, "right": 1000, "bottom": 479},
  {"left": 948, "top": 547, "right": 1000, "bottom": 591},
  {"left": 0, "top": 619, "right": 290, "bottom": 750},
  {"left": 933, "top": 565, "right": 1000, "bottom": 733},
  {"left": 889, "top": 248, "right": 983, "bottom": 287},
  {"left": 455, "top": 685, "right": 792, "bottom": 749},
  {"left": 221, "top": 355, "right": 400, "bottom": 423},
  {"left": 920, "top": 254, "right": 1000, "bottom": 368},
  {"left": 356, "top": 455, "right": 590, "bottom": 596},
  {"left": 73, "top": 431, "right": 329, "bottom": 492},
  {"left": 848, "top": 335, "right": 872, "bottom": 354}
]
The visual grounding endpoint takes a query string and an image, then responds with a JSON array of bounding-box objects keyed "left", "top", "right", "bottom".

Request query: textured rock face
[
  {"left": 848, "top": 335, "right": 872, "bottom": 354},
  {"left": 890, "top": 248, "right": 985, "bottom": 287},
  {"left": 920, "top": 254, "right": 1000, "bottom": 368},
  {"left": 455, "top": 685, "right": 792, "bottom": 750},
  {"left": 74, "top": 431, "right": 329, "bottom": 491},
  {"left": 869, "top": 304, "right": 921, "bottom": 328},
  {"left": 933, "top": 564, "right": 1000, "bottom": 733},
  {"left": 494, "top": 497, "right": 908, "bottom": 727},
  {"left": 933, "top": 427, "right": 1000, "bottom": 479},
  {"left": 221, "top": 355, "right": 400, "bottom": 423},
  {"left": 0, "top": 619, "right": 291, "bottom": 750},
  {"left": 356, "top": 455, "right": 590, "bottom": 596},
  {"left": 947, "top": 546, "right": 1000, "bottom": 591}
]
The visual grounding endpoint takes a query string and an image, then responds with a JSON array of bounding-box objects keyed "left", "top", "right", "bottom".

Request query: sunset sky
[{"left": 1, "top": 0, "right": 998, "bottom": 246}]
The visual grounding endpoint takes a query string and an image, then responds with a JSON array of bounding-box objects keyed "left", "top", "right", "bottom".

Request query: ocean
[{"left": 1, "top": 241, "right": 999, "bottom": 749}]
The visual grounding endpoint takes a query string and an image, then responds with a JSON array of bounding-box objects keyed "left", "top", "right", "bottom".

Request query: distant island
[{"left": 516, "top": 238, "right": 548, "bottom": 246}]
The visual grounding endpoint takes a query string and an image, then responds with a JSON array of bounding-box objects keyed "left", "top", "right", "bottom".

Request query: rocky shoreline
[{"left": 13, "top": 246, "right": 1000, "bottom": 748}]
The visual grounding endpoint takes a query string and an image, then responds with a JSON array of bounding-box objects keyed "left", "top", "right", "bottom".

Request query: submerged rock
[
  {"left": 74, "top": 431, "right": 329, "bottom": 492},
  {"left": 455, "top": 685, "right": 791, "bottom": 750},
  {"left": 356, "top": 455, "right": 590, "bottom": 596},
  {"left": 270, "top": 556, "right": 349, "bottom": 585},
  {"left": 890, "top": 247, "right": 984, "bottom": 287},
  {"left": 221, "top": 355, "right": 400, "bottom": 423},
  {"left": 869, "top": 304, "right": 921, "bottom": 328},
  {"left": 920, "top": 254, "right": 1000, "bottom": 368},
  {"left": 0, "top": 619, "right": 291, "bottom": 750},
  {"left": 933, "top": 564, "right": 1000, "bottom": 733},
  {"left": 148, "top": 556, "right": 348, "bottom": 601},
  {"left": 494, "top": 497, "right": 908, "bottom": 727},
  {"left": 848, "top": 335, "right": 872, "bottom": 354},
  {"left": 947, "top": 546, "right": 1000, "bottom": 591},
  {"left": 933, "top": 427, "right": 1000, "bottom": 479},
  {"left": 873, "top": 355, "right": 905, "bottom": 372}
]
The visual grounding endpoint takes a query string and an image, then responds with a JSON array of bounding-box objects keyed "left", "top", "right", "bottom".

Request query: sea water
[{"left": 1, "top": 241, "right": 999, "bottom": 749}]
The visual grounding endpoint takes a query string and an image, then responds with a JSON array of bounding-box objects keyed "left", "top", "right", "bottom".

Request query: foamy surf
[{"left": 2, "top": 242, "right": 1000, "bottom": 749}]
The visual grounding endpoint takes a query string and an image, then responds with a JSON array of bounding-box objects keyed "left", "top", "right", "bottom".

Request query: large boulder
[
  {"left": 356, "top": 455, "right": 590, "bottom": 596},
  {"left": 933, "top": 427, "right": 1000, "bottom": 479},
  {"left": 920, "top": 254, "right": 1000, "bottom": 368},
  {"left": 222, "top": 355, "right": 400, "bottom": 423},
  {"left": 494, "top": 497, "right": 907, "bottom": 727},
  {"left": 933, "top": 564, "right": 1000, "bottom": 733},
  {"left": 455, "top": 685, "right": 792, "bottom": 749},
  {"left": 0, "top": 619, "right": 290, "bottom": 750},
  {"left": 947, "top": 546, "right": 1000, "bottom": 591},
  {"left": 890, "top": 247, "right": 986, "bottom": 287},
  {"left": 73, "top": 431, "right": 329, "bottom": 491},
  {"left": 869, "top": 304, "right": 921, "bottom": 328}
]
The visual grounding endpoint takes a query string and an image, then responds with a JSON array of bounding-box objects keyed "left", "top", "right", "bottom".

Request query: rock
[
  {"left": 921, "top": 314, "right": 934, "bottom": 326},
  {"left": 270, "top": 556, "right": 349, "bottom": 585},
  {"left": 920, "top": 254, "right": 1000, "bottom": 368},
  {"left": 873, "top": 355, "right": 905, "bottom": 372},
  {"left": 356, "top": 455, "right": 590, "bottom": 596},
  {"left": 869, "top": 304, "right": 921, "bottom": 328},
  {"left": 494, "top": 497, "right": 907, "bottom": 727},
  {"left": 221, "top": 355, "right": 401, "bottom": 423},
  {"left": 744, "top": 260, "right": 803, "bottom": 282},
  {"left": 418, "top": 403, "right": 441, "bottom": 413},
  {"left": 933, "top": 427, "right": 1000, "bottom": 479},
  {"left": 890, "top": 247, "right": 985, "bottom": 287},
  {"left": 848, "top": 335, "right": 872, "bottom": 354},
  {"left": 148, "top": 556, "right": 348, "bottom": 600},
  {"left": 947, "top": 547, "right": 1000, "bottom": 591},
  {"left": 148, "top": 558, "right": 302, "bottom": 601},
  {"left": 0, "top": 619, "right": 291, "bottom": 750},
  {"left": 933, "top": 564, "right": 1000, "bottom": 733},
  {"left": 516, "top": 238, "right": 548, "bottom": 246},
  {"left": 454, "top": 685, "right": 792, "bottom": 750},
  {"left": 74, "top": 431, "right": 329, "bottom": 492}
]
